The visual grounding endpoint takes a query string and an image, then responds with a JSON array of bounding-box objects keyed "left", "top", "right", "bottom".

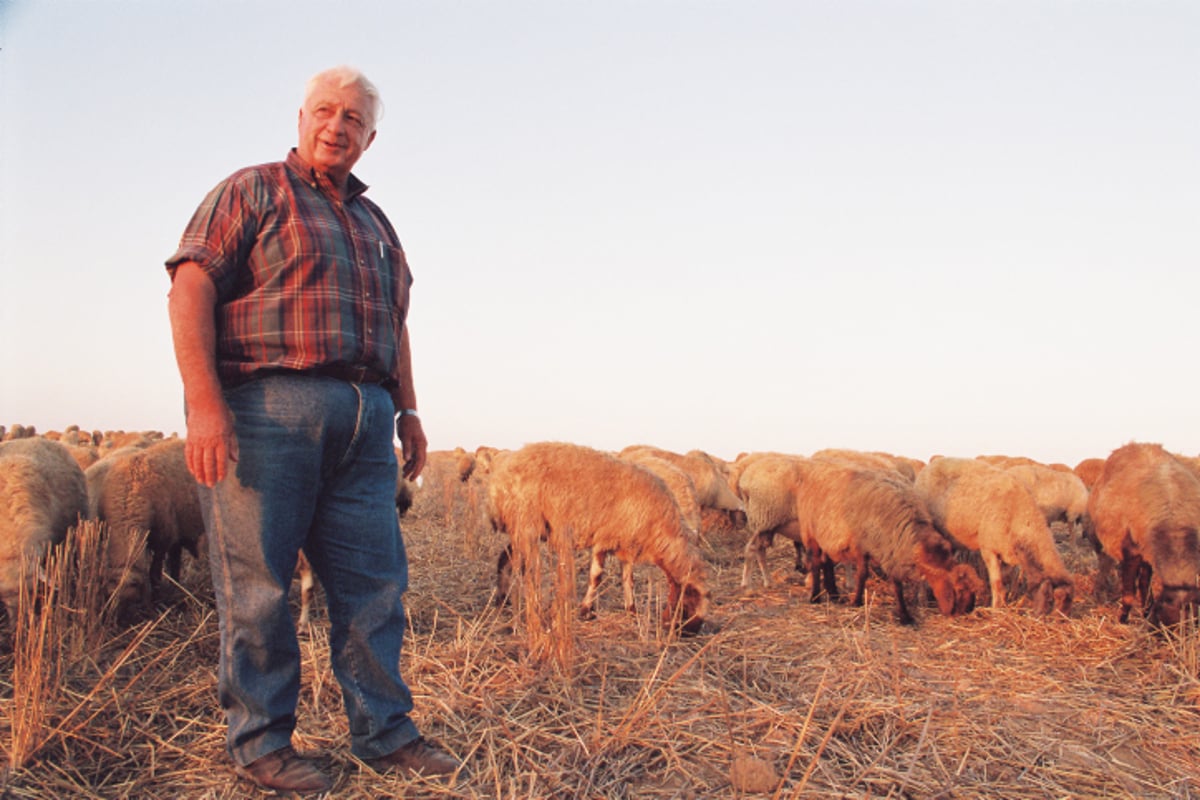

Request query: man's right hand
[
  {"left": 168, "top": 261, "right": 238, "bottom": 487},
  {"left": 185, "top": 401, "right": 239, "bottom": 487}
]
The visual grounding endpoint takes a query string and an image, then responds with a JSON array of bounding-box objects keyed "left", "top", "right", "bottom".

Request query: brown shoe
[
  {"left": 236, "top": 745, "right": 332, "bottom": 795},
  {"left": 365, "top": 736, "right": 463, "bottom": 778}
]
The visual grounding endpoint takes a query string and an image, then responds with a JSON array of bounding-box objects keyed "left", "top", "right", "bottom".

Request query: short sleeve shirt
[{"left": 165, "top": 149, "right": 412, "bottom": 387}]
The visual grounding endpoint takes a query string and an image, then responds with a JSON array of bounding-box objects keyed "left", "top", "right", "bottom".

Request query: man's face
[{"left": 297, "top": 78, "right": 376, "bottom": 183}]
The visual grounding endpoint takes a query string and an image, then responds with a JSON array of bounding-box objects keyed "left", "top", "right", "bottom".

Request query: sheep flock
[
  {"left": 2, "top": 421, "right": 1200, "bottom": 797},
  {"left": 3, "top": 421, "right": 1199, "bottom": 634}
]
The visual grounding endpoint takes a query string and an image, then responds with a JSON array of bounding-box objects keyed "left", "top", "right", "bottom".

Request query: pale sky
[{"left": 2, "top": 0, "right": 1197, "bottom": 467}]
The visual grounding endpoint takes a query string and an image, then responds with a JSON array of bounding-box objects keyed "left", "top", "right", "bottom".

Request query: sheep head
[
  {"left": 1031, "top": 576, "right": 1074, "bottom": 617},
  {"left": 1150, "top": 586, "right": 1200, "bottom": 628}
]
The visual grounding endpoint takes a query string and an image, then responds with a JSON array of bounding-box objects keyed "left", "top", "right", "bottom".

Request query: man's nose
[{"left": 325, "top": 112, "right": 347, "bottom": 134}]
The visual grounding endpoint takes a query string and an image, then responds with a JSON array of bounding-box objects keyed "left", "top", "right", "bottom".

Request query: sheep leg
[
  {"left": 495, "top": 543, "right": 514, "bottom": 607},
  {"left": 792, "top": 541, "right": 808, "bottom": 574},
  {"left": 741, "top": 531, "right": 771, "bottom": 588},
  {"left": 298, "top": 566, "right": 315, "bottom": 630},
  {"left": 579, "top": 549, "right": 605, "bottom": 619},
  {"left": 808, "top": 545, "right": 831, "bottom": 603},
  {"left": 1136, "top": 560, "right": 1153, "bottom": 613},
  {"left": 621, "top": 560, "right": 636, "bottom": 613},
  {"left": 851, "top": 556, "right": 870, "bottom": 607},
  {"left": 148, "top": 547, "right": 166, "bottom": 594},
  {"left": 1115, "top": 555, "right": 1145, "bottom": 623},
  {"left": 981, "top": 550, "right": 1006, "bottom": 608},
  {"left": 893, "top": 578, "right": 915, "bottom": 625},
  {"left": 821, "top": 556, "right": 840, "bottom": 603},
  {"left": 1094, "top": 550, "right": 1117, "bottom": 601}
]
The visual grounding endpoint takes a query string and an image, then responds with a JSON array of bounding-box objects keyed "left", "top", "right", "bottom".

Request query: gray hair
[{"left": 304, "top": 66, "right": 383, "bottom": 130}]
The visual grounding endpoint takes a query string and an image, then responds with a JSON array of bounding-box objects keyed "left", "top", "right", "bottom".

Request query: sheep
[
  {"left": 1085, "top": 442, "right": 1200, "bottom": 626},
  {"left": 796, "top": 459, "right": 980, "bottom": 624},
  {"left": 620, "top": 444, "right": 745, "bottom": 522},
  {"left": 812, "top": 448, "right": 918, "bottom": 482},
  {"left": 1003, "top": 462, "right": 1090, "bottom": 536},
  {"left": 90, "top": 438, "right": 204, "bottom": 608},
  {"left": 618, "top": 451, "right": 702, "bottom": 535},
  {"left": 488, "top": 442, "right": 709, "bottom": 634},
  {"left": 0, "top": 437, "right": 89, "bottom": 622},
  {"left": 914, "top": 457, "right": 1074, "bottom": 615},
  {"left": 736, "top": 453, "right": 816, "bottom": 588},
  {"left": 1073, "top": 458, "right": 1107, "bottom": 491}
]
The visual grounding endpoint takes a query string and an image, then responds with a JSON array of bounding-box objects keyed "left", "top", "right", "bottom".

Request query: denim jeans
[{"left": 198, "top": 374, "right": 419, "bottom": 766}]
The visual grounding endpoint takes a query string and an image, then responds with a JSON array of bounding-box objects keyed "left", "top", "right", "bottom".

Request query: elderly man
[{"left": 166, "top": 66, "right": 460, "bottom": 795}]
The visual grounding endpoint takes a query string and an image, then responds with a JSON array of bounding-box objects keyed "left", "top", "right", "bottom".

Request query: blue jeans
[{"left": 199, "top": 374, "right": 419, "bottom": 766}]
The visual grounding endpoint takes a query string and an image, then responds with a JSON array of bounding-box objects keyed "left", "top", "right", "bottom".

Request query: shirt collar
[{"left": 286, "top": 148, "right": 369, "bottom": 201}]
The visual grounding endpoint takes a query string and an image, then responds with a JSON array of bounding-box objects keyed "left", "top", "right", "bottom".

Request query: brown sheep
[
  {"left": 0, "top": 437, "right": 89, "bottom": 622},
  {"left": 488, "top": 442, "right": 709, "bottom": 634},
  {"left": 915, "top": 457, "right": 1074, "bottom": 615},
  {"left": 812, "top": 448, "right": 918, "bottom": 482},
  {"left": 1073, "top": 458, "right": 1107, "bottom": 491},
  {"left": 90, "top": 438, "right": 204, "bottom": 608},
  {"left": 618, "top": 452, "right": 702, "bottom": 535},
  {"left": 1086, "top": 442, "right": 1200, "bottom": 626},
  {"left": 799, "top": 461, "right": 981, "bottom": 624}
]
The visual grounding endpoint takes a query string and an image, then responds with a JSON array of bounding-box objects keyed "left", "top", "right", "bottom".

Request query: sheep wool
[
  {"left": 915, "top": 457, "right": 1074, "bottom": 615},
  {"left": 488, "top": 441, "right": 709, "bottom": 633},
  {"left": 1086, "top": 442, "right": 1200, "bottom": 626},
  {"left": 798, "top": 459, "right": 980, "bottom": 625},
  {"left": 90, "top": 438, "right": 204, "bottom": 608},
  {"left": 0, "top": 437, "right": 88, "bottom": 619}
]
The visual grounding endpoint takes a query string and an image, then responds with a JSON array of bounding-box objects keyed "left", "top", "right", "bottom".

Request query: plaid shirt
[{"left": 166, "top": 149, "right": 412, "bottom": 387}]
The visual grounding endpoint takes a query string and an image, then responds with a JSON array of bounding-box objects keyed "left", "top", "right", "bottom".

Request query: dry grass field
[{"left": 1, "top": 467, "right": 1199, "bottom": 799}]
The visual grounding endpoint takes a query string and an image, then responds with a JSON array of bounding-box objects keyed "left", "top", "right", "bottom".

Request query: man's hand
[
  {"left": 396, "top": 414, "right": 427, "bottom": 481},
  {"left": 185, "top": 400, "right": 239, "bottom": 487}
]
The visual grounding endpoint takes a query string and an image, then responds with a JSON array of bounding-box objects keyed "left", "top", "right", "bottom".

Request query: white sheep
[
  {"left": 736, "top": 453, "right": 814, "bottom": 588},
  {"left": 89, "top": 438, "right": 204, "bottom": 608},
  {"left": 1003, "top": 462, "right": 1090, "bottom": 535},
  {"left": 0, "top": 437, "right": 89, "bottom": 622},
  {"left": 620, "top": 444, "right": 745, "bottom": 521}
]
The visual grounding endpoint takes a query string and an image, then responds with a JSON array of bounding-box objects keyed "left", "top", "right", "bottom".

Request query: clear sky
[{"left": 2, "top": 1, "right": 1197, "bottom": 466}]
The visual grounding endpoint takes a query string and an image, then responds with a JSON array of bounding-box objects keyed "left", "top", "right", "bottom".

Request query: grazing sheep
[
  {"left": 618, "top": 452, "right": 702, "bottom": 535},
  {"left": 797, "top": 460, "right": 980, "bottom": 624},
  {"left": 1086, "top": 442, "right": 1200, "bottom": 626},
  {"left": 1003, "top": 462, "right": 1090, "bottom": 535},
  {"left": 976, "top": 454, "right": 1039, "bottom": 469},
  {"left": 812, "top": 448, "right": 918, "bottom": 482},
  {"left": 1073, "top": 458, "right": 1107, "bottom": 491},
  {"left": 736, "top": 453, "right": 815, "bottom": 588},
  {"left": 620, "top": 445, "right": 745, "bottom": 521},
  {"left": 90, "top": 438, "right": 204, "bottom": 608},
  {"left": 0, "top": 437, "right": 89, "bottom": 622},
  {"left": 488, "top": 442, "right": 709, "bottom": 634},
  {"left": 65, "top": 444, "right": 101, "bottom": 472},
  {"left": 915, "top": 457, "right": 1074, "bottom": 615}
]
